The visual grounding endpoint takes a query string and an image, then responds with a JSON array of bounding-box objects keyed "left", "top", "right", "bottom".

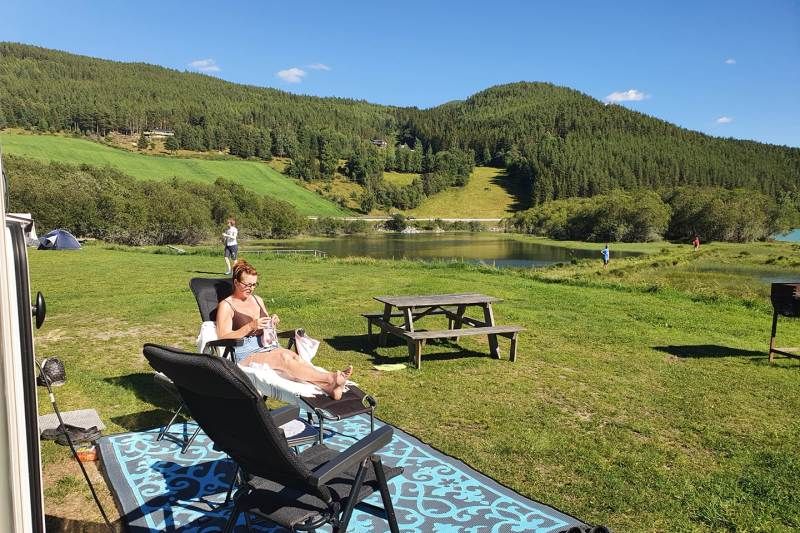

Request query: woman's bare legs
[{"left": 242, "top": 348, "right": 352, "bottom": 400}]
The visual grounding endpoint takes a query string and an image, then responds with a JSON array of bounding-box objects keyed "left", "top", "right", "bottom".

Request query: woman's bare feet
[{"left": 322, "top": 366, "right": 353, "bottom": 400}]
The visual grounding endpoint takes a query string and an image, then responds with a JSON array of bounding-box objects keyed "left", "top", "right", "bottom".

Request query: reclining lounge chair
[
  {"left": 189, "top": 277, "right": 377, "bottom": 443},
  {"left": 143, "top": 343, "right": 402, "bottom": 533}
]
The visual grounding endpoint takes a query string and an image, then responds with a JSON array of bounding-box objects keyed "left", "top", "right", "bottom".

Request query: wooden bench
[
  {"left": 402, "top": 325, "right": 525, "bottom": 368},
  {"left": 362, "top": 309, "right": 452, "bottom": 340}
]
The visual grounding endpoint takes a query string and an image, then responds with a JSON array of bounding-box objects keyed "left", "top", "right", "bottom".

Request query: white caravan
[{"left": 0, "top": 150, "right": 47, "bottom": 532}]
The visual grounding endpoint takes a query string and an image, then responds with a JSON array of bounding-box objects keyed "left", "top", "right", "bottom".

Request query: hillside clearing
[{"left": 0, "top": 132, "right": 350, "bottom": 217}]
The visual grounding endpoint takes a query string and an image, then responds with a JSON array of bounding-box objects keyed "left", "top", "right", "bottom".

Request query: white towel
[
  {"left": 239, "top": 363, "right": 324, "bottom": 400},
  {"left": 196, "top": 321, "right": 219, "bottom": 354}
]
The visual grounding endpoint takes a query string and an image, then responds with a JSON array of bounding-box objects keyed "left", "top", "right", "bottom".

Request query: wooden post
[
  {"left": 483, "top": 303, "right": 500, "bottom": 358},
  {"left": 510, "top": 333, "right": 518, "bottom": 362},
  {"left": 450, "top": 304, "right": 466, "bottom": 340},
  {"left": 769, "top": 309, "right": 779, "bottom": 364},
  {"left": 409, "top": 339, "right": 423, "bottom": 369},
  {"left": 379, "top": 303, "right": 392, "bottom": 347},
  {"left": 403, "top": 307, "right": 415, "bottom": 332}
]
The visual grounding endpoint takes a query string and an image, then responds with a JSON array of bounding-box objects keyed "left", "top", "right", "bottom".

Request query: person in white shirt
[{"left": 222, "top": 218, "right": 239, "bottom": 275}]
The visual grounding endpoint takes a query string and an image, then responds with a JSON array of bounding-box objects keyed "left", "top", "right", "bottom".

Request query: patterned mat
[{"left": 97, "top": 415, "right": 585, "bottom": 532}]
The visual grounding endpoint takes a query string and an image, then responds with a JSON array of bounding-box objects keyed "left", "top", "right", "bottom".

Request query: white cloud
[
  {"left": 307, "top": 63, "right": 331, "bottom": 71},
  {"left": 277, "top": 67, "right": 307, "bottom": 83},
  {"left": 716, "top": 116, "right": 733, "bottom": 124},
  {"left": 724, "top": 58, "right": 736, "bottom": 65},
  {"left": 188, "top": 58, "right": 220, "bottom": 72},
  {"left": 603, "top": 89, "right": 648, "bottom": 103}
]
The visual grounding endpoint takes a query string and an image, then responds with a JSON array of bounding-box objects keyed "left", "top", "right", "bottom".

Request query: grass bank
[
  {"left": 32, "top": 242, "right": 800, "bottom": 531},
  {"left": 0, "top": 131, "right": 350, "bottom": 216}
]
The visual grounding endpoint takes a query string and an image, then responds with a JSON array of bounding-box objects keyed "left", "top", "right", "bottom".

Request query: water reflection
[{"left": 259, "top": 233, "right": 641, "bottom": 269}]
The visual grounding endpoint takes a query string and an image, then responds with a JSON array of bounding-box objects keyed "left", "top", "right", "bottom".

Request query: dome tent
[{"left": 38, "top": 229, "right": 81, "bottom": 250}]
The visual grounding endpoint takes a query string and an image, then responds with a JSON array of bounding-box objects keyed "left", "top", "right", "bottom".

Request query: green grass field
[
  {"left": 0, "top": 132, "right": 350, "bottom": 217},
  {"left": 32, "top": 239, "right": 800, "bottom": 531},
  {"left": 406, "top": 166, "right": 530, "bottom": 218}
]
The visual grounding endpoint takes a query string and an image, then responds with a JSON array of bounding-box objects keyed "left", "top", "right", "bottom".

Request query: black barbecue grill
[{"left": 769, "top": 282, "right": 800, "bottom": 363}]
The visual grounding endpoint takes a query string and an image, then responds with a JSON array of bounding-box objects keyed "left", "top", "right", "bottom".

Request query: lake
[
  {"left": 774, "top": 228, "right": 800, "bottom": 242},
  {"left": 258, "top": 233, "right": 641, "bottom": 268}
]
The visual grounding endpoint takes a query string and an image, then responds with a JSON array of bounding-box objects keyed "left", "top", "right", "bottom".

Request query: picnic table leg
[
  {"left": 482, "top": 303, "right": 500, "bottom": 358},
  {"left": 409, "top": 339, "right": 423, "bottom": 369},
  {"left": 403, "top": 308, "right": 415, "bottom": 332},
  {"left": 769, "top": 309, "right": 778, "bottom": 363},
  {"left": 378, "top": 303, "right": 392, "bottom": 347},
  {"left": 510, "top": 333, "right": 518, "bottom": 362},
  {"left": 450, "top": 305, "right": 466, "bottom": 341},
  {"left": 403, "top": 307, "right": 423, "bottom": 368}
]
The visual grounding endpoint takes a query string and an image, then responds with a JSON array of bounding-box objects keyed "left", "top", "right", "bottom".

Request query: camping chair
[
  {"left": 189, "top": 277, "right": 376, "bottom": 442},
  {"left": 143, "top": 344, "right": 402, "bottom": 533},
  {"left": 154, "top": 363, "right": 317, "bottom": 454}
]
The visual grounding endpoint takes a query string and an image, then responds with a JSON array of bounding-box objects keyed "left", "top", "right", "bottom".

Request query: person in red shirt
[{"left": 692, "top": 235, "right": 700, "bottom": 250}]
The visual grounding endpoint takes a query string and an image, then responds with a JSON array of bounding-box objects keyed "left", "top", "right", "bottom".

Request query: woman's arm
[{"left": 215, "top": 299, "right": 261, "bottom": 339}]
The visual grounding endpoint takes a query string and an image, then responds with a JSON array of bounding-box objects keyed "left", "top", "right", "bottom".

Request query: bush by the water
[
  {"left": 6, "top": 155, "right": 306, "bottom": 244},
  {"left": 508, "top": 187, "right": 796, "bottom": 242},
  {"left": 308, "top": 217, "right": 370, "bottom": 236},
  {"left": 509, "top": 189, "right": 670, "bottom": 242}
]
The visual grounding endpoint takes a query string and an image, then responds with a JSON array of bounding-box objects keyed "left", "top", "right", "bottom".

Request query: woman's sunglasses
[{"left": 236, "top": 280, "right": 258, "bottom": 289}]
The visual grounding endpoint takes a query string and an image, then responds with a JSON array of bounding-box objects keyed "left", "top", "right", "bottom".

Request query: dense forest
[
  {"left": 1, "top": 42, "right": 798, "bottom": 237},
  {"left": 6, "top": 155, "right": 306, "bottom": 244}
]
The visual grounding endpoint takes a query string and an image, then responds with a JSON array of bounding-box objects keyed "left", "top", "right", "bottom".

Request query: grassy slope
[
  {"left": 33, "top": 241, "right": 800, "bottom": 531},
  {"left": 406, "top": 166, "right": 530, "bottom": 218},
  {"left": 0, "top": 132, "right": 350, "bottom": 217}
]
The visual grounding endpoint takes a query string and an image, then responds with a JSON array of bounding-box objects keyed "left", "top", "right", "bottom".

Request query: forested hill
[
  {"left": 398, "top": 82, "right": 800, "bottom": 203},
  {"left": 0, "top": 42, "right": 396, "bottom": 154},
  {"left": 1, "top": 42, "right": 798, "bottom": 206}
]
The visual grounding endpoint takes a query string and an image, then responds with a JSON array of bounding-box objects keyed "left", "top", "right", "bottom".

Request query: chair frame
[{"left": 143, "top": 344, "right": 401, "bottom": 533}]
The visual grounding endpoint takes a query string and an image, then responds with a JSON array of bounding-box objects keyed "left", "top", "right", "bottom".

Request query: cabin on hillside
[
  {"left": 370, "top": 139, "right": 388, "bottom": 148},
  {"left": 143, "top": 129, "right": 175, "bottom": 138}
]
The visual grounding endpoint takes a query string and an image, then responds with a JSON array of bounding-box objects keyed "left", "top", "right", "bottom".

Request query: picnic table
[{"left": 364, "top": 293, "right": 524, "bottom": 369}]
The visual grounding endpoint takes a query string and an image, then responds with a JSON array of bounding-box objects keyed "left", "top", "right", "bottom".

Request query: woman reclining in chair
[{"left": 216, "top": 259, "right": 352, "bottom": 400}]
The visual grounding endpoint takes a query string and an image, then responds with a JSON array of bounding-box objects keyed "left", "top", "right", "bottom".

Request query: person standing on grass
[
  {"left": 601, "top": 244, "right": 610, "bottom": 269},
  {"left": 222, "top": 218, "right": 238, "bottom": 275},
  {"left": 692, "top": 235, "right": 700, "bottom": 251}
]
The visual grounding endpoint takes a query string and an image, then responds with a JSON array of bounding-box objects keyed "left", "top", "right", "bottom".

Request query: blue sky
[{"left": 2, "top": 0, "right": 799, "bottom": 147}]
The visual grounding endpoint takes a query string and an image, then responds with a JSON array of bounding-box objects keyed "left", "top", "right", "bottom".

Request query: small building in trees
[
  {"left": 143, "top": 129, "right": 175, "bottom": 138},
  {"left": 370, "top": 139, "right": 388, "bottom": 148}
]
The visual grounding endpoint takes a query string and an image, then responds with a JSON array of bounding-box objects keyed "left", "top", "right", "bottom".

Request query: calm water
[
  {"left": 262, "top": 233, "right": 641, "bottom": 268},
  {"left": 774, "top": 228, "right": 800, "bottom": 242}
]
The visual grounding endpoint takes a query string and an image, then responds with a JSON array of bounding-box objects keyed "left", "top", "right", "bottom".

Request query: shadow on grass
[
  {"left": 188, "top": 270, "right": 225, "bottom": 276},
  {"left": 326, "top": 334, "right": 492, "bottom": 365},
  {"left": 104, "top": 373, "right": 176, "bottom": 411},
  {"left": 110, "top": 408, "right": 180, "bottom": 433},
  {"left": 489, "top": 170, "right": 531, "bottom": 213},
  {"left": 653, "top": 344, "right": 766, "bottom": 359}
]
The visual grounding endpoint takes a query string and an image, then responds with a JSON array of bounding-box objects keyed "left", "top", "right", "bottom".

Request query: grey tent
[{"left": 38, "top": 229, "right": 81, "bottom": 250}]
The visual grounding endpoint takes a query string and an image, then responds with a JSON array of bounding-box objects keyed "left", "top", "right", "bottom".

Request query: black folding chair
[
  {"left": 143, "top": 344, "right": 401, "bottom": 533},
  {"left": 189, "top": 277, "right": 376, "bottom": 442}
]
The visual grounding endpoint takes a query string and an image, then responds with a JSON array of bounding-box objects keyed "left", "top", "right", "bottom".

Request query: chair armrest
[
  {"left": 206, "top": 338, "right": 244, "bottom": 348},
  {"left": 277, "top": 328, "right": 304, "bottom": 339},
  {"left": 206, "top": 338, "right": 245, "bottom": 361},
  {"left": 270, "top": 405, "right": 301, "bottom": 426},
  {"left": 309, "top": 425, "right": 393, "bottom": 486}
]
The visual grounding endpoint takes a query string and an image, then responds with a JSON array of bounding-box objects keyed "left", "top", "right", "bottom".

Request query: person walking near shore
[
  {"left": 601, "top": 244, "right": 610, "bottom": 269},
  {"left": 222, "top": 218, "right": 238, "bottom": 275}
]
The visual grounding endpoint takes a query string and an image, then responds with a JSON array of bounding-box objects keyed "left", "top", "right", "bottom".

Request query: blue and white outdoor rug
[{"left": 97, "top": 415, "right": 585, "bottom": 532}]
